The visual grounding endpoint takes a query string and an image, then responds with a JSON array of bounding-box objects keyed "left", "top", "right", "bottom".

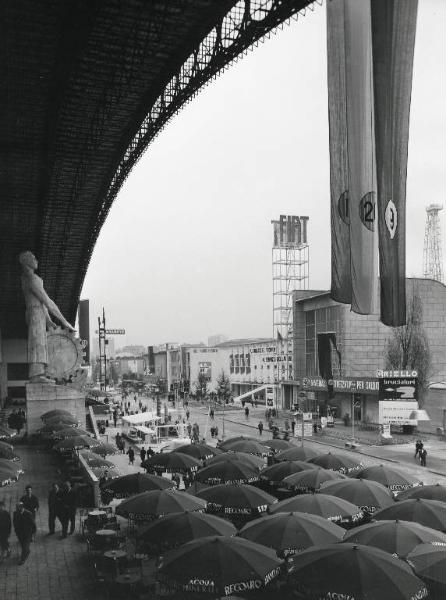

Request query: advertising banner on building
[
  {"left": 198, "top": 362, "right": 212, "bottom": 381},
  {"left": 371, "top": 0, "right": 418, "bottom": 326},
  {"left": 301, "top": 376, "right": 379, "bottom": 395},
  {"left": 379, "top": 401, "right": 418, "bottom": 425},
  {"left": 378, "top": 375, "right": 418, "bottom": 401}
]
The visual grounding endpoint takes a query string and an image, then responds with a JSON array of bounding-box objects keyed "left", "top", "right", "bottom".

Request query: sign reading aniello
[{"left": 272, "top": 215, "right": 309, "bottom": 247}]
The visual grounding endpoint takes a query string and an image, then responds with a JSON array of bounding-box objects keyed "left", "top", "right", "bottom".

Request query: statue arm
[{"left": 29, "top": 279, "right": 75, "bottom": 332}]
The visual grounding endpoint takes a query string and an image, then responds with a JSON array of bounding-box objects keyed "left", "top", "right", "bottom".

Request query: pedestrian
[
  {"left": 210, "top": 408, "right": 214, "bottom": 420},
  {"left": 140, "top": 447, "right": 147, "bottom": 463},
  {"left": 112, "top": 409, "right": 117, "bottom": 427},
  {"left": 187, "top": 422, "right": 192, "bottom": 438},
  {"left": 121, "top": 440, "right": 126, "bottom": 454},
  {"left": 258, "top": 421, "right": 264, "bottom": 436},
  {"left": 420, "top": 447, "right": 427, "bottom": 467},
  {"left": 183, "top": 472, "right": 191, "bottom": 490},
  {"left": 284, "top": 419, "right": 290, "bottom": 432},
  {"left": 245, "top": 406, "right": 249, "bottom": 420},
  {"left": 291, "top": 418, "right": 296, "bottom": 436},
  {"left": 13, "top": 502, "right": 36, "bottom": 565},
  {"left": 47, "top": 483, "right": 60, "bottom": 535},
  {"left": 20, "top": 485, "right": 39, "bottom": 521},
  {"left": 127, "top": 446, "right": 135, "bottom": 465},
  {"left": 172, "top": 473, "right": 181, "bottom": 489},
  {"left": 186, "top": 409, "right": 190, "bottom": 420},
  {"left": 61, "top": 481, "right": 78, "bottom": 536},
  {"left": 0, "top": 500, "right": 11, "bottom": 561},
  {"left": 147, "top": 446, "right": 155, "bottom": 457},
  {"left": 414, "top": 440, "right": 423, "bottom": 459},
  {"left": 214, "top": 425, "right": 219, "bottom": 439}
]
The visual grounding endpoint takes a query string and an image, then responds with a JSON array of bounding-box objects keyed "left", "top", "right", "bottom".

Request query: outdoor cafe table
[
  {"left": 95, "top": 529, "right": 118, "bottom": 551},
  {"left": 115, "top": 572, "right": 142, "bottom": 593},
  {"left": 103, "top": 549, "right": 127, "bottom": 574}
]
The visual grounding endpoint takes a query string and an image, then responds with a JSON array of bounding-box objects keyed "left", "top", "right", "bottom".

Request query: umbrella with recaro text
[
  {"left": 158, "top": 536, "right": 283, "bottom": 596},
  {"left": 173, "top": 443, "right": 222, "bottom": 461},
  {"left": 288, "top": 543, "right": 428, "bottom": 600},
  {"left": 196, "top": 484, "right": 277, "bottom": 517},
  {"left": 220, "top": 439, "right": 270, "bottom": 457},
  {"left": 52, "top": 435, "right": 100, "bottom": 452},
  {"left": 195, "top": 461, "right": 260, "bottom": 486},
  {"left": 269, "top": 493, "right": 365, "bottom": 527},
  {"left": 101, "top": 472, "right": 175, "bottom": 499},
  {"left": 207, "top": 451, "right": 264, "bottom": 470},
  {"left": 274, "top": 446, "right": 319, "bottom": 463},
  {"left": 259, "top": 461, "right": 318, "bottom": 488},
  {"left": 397, "top": 484, "right": 446, "bottom": 503},
  {"left": 115, "top": 489, "right": 207, "bottom": 522},
  {"left": 142, "top": 452, "right": 201, "bottom": 474},
  {"left": 308, "top": 452, "right": 363, "bottom": 474},
  {"left": 354, "top": 464, "right": 422, "bottom": 494}
]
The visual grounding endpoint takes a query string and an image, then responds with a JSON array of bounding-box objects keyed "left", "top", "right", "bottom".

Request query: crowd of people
[{"left": 0, "top": 481, "right": 78, "bottom": 565}]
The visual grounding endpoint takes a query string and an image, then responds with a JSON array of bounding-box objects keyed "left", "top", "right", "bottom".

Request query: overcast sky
[{"left": 81, "top": 0, "right": 446, "bottom": 347}]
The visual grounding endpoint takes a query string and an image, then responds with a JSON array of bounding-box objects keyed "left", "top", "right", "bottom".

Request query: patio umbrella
[
  {"left": 374, "top": 499, "right": 446, "bottom": 532},
  {"left": 101, "top": 472, "right": 175, "bottom": 498},
  {"left": 274, "top": 446, "right": 320, "bottom": 462},
  {"left": 238, "top": 511, "right": 344, "bottom": 557},
  {"left": 115, "top": 489, "right": 207, "bottom": 521},
  {"left": 283, "top": 467, "right": 347, "bottom": 494},
  {"left": 0, "top": 459, "right": 24, "bottom": 476},
  {"left": 407, "top": 543, "right": 446, "bottom": 595},
  {"left": 195, "top": 462, "right": 260, "bottom": 486},
  {"left": 207, "top": 451, "right": 264, "bottom": 470},
  {"left": 91, "top": 442, "right": 119, "bottom": 457},
  {"left": 51, "top": 427, "right": 90, "bottom": 439},
  {"left": 142, "top": 452, "right": 201, "bottom": 474},
  {"left": 0, "top": 468, "right": 18, "bottom": 486},
  {"left": 220, "top": 440, "right": 270, "bottom": 457},
  {"left": 0, "top": 442, "right": 19, "bottom": 461},
  {"left": 308, "top": 452, "right": 363, "bottom": 474},
  {"left": 259, "top": 461, "right": 318, "bottom": 487},
  {"left": 158, "top": 536, "right": 283, "bottom": 596},
  {"left": 38, "top": 422, "right": 72, "bottom": 434},
  {"left": 52, "top": 435, "right": 100, "bottom": 452},
  {"left": 173, "top": 443, "right": 223, "bottom": 461},
  {"left": 397, "top": 483, "right": 446, "bottom": 503},
  {"left": 0, "top": 426, "right": 14, "bottom": 439},
  {"left": 44, "top": 414, "right": 79, "bottom": 426},
  {"left": 218, "top": 436, "right": 258, "bottom": 450},
  {"left": 196, "top": 484, "right": 277, "bottom": 517},
  {"left": 263, "top": 439, "right": 294, "bottom": 453},
  {"left": 137, "top": 511, "right": 237, "bottom": 551},
  {"left": 41, "top": 409, "right": 73, "bottom": 420},
  {"left": 80, "top": 452, "right": 115, "bottom": 469},
  {"left": 269, "top": 493, "right": 365, "bottom": 527},
  {"left": 344, "top": 519, "right": 446, "bottom": 558},
  {"left": 354, "top": 464, "right": 422, "bottom": 494},
  {"left": 289, "top": 543, "right": 428, "bottom": 600},
  {"left": 92, "top": 466, "right": 120, "bottom": 479},
  {"left": 319, "top": 479, "right": 395, "bottom": 514}
]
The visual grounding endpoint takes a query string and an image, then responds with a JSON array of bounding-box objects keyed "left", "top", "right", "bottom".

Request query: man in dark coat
[
  {"left": 47, "top": 483, "right": 60, "bottom": 535},
  {"left": 13, "top": 502, "right": 36, "bottom": 564},
  {"left": 59, "top": 481, "right": 77, "bottom": 538},
  {"left": 139, "top": 447, "right": 146, "bottom": 463},
  {"left": 0, "top": 500, "right": 12, "bottom": 560},
  {"left": 20, "top": 485, "right": 39, "bottom": 521}
]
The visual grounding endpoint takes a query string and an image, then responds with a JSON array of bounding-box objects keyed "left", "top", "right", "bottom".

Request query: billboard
[
  {"left": 378, "top": 375, "right": 418, "bottom": 401},
  {"left": 272, "top": 215, "right": 309, "bottom": 248},
  {"left": 199, "top": 362, "right": 212, "bottom": 381},
  {"left": 379, "top": 401, "right": 418, "bottom": 426}
]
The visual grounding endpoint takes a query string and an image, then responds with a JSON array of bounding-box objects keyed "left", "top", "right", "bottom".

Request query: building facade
[{"left": 292, "top": 278, "right": 446, "bottom": 428}]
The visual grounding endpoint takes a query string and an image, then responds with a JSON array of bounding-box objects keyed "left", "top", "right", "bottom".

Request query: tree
[
  {"left": 386, "top": 290, "right": 432, "bottom": 406},
  {"left": 195, "top": 372, "right": 209, "bottom": 401},
  {"left": 216, "top": 370, "right": 231, "bottom": 405}
]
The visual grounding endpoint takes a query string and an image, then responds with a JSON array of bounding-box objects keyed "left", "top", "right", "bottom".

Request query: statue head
[{"left": 19, "top": 251, "right": 38, "bottom": 270}]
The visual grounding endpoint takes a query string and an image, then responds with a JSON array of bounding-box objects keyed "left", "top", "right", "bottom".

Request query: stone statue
[{"left": 19, "top": 251, "right": 75, "bottom": 383}]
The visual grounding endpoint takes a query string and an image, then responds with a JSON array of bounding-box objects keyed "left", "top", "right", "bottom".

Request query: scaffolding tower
[
  {"left": 272, "top": 216, "right": 309, "bottom": 339},
  {"left": 423, "top": 203, "right": 444, "bottom": 283}
]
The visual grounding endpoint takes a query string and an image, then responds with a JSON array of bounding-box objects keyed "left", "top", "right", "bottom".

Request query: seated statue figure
[{"left": 19, "top": 251, "right": 75, "bottom": 383}]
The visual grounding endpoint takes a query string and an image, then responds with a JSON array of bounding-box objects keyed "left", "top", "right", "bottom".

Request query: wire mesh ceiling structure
[{"left": 0, "top": 0, "right": 318, "bottom": 336}]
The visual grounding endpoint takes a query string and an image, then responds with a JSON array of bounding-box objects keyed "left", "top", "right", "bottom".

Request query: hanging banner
[
  {"left": 371, "top": 0, "right": 418, "bottom": 326},
  {"left": 327, "top": 0, "right": 351, "bottom": 304},
  {"left": 327, "top": 0, "right": 377, "bottom": 314},
  {"left": 344, "top": 0, "right": 377, "bottom": 315}
]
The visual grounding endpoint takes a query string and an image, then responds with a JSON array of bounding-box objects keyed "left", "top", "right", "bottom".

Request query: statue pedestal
[{"left": 26, "top": 383, "right": 86, "bottom": 434}]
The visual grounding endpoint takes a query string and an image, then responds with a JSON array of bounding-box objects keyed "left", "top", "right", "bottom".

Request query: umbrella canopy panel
[
  {"left": 115, "top": 489, "right": 207, "bottom": 521},
  {"left": 289, "top": 543, "right": 428, "bottom": 600},
  {"left": 196, "top": 484, "right": 277, "bottom": 517},
  {"left": 274, "top": 446, "right": 320, "bottom": 463},
  {"left": 344, "top": 519, "right": 446, "bottom": 558},
  {"left": 207, "top": 452, "right": 264, "bottom": 470},
  {"left": 259, "top": 461, "right": 318, "bottom": 487},
  {"left": 407, "top": 542, "right": 446, "bottom": 590},
  {"left": 319, "top": 479, "right": 395, "bottom": 514},
  {"left": 101, "top": 472, "right": 175, "bottom": 499},
  {"left": 374, "top": 499, "right": 446, "bottom": 532},
  {"left": 173, "top": 444, "right": 222, "bottom": 461},
  {"left": 238, "top": 511, "right": 345, "bottom": 557},
  {"left": 137, "top": 511, "right": 237, "bottom": 551},
  {"left": 354, "top": 464, "right": 422, "bottom": 494},
  {"left": 159, "top": 535, "right": 283, "bottom": 596},
  {"left": 142, "top": 452, "right": 201, "bottom": 474},
  {"left": 308, "top": 452, "right": 363, "bottom": 474},
  {"left": 195, "top": 462, "right": 260, "bottom": 486},
  {"left": 397, "top": 484, "right": 446, "bottom": 503},
  {"left": 283, "top": 468, "right": 347, "bottom": 494},
  {"left": 269, "top": 493, "right": 365, "bottom": 527}
]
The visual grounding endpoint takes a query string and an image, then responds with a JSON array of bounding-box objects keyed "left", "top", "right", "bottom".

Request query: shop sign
[
  {"left": 377, "top": 369, "right": 418, "bottom": 378},
  {"left": 378, "top": 376, "right": 418, "bottom": 401},
  {"left": 301, "top": 377, "right": 379, "bottom": 394}
]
